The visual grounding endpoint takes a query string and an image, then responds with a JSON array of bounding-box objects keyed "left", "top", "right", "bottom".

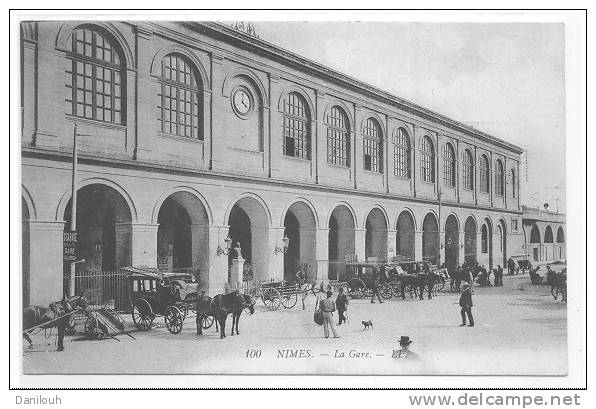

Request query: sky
[{"left": 251, "top": 21, "right": 566, "bottom": 213}]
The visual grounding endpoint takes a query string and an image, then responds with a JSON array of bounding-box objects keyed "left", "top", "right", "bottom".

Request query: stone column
[
  {"left": 414, "top": 230, "right": 424, "bottom": 261},
  {"left": 458, "top": 231, "right": 466, "bottom": 266},
  {"left": 133, "top": 26, "right": 155, "bottom": 160},
  {"left": 315, "top": 90, "right": 326, "bottom": 184},
  {"left": 315, "top": 228, "right": 329, "bottom": 281},
  {"left": 190, "top": 223, "right": 209, "bottom": 280},
  {"left": 354, "top": 228, "right": 367, "bottom": 263},
  {"left": 387, "top": 229, "right": 397, "bottom": 261},
  {"left": 209, "top": 53, "right": 227, "bottom": 171},
  {"left": 269, "top": 75, "right": 282, "bottom": 178},
  {"left": 206, "top": 225, "right": 230, "bottom": 296},
  {"left": 129, "top": 223, "right": 159, "bottom": 268},
  {"left": 28, "top": 220, "right": 65, "bottom": 306},
  {"left": 439, "top": 228, "right": 446, "bottom": 267},
  {"left": 230, "top": 257, "right": 245, "bottom": 283}
]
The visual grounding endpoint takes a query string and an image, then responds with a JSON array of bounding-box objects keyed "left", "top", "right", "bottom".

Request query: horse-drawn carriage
[
  {"left": 259, "top": 281, "right": 302, "bottom": 310},
  {"left": 125, "top": 267, "right": 213, "bottom": 334},
  {"left": 510, "top": 254, "right": 533, "bottom": 274}
]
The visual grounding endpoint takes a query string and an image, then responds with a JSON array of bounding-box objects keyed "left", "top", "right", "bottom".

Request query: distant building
[
  {"left": 21, "top": 21, "right": 526, "bottom": 305},
  {"left": 521, "top": 206, "right": 566, "bottom": 263}
]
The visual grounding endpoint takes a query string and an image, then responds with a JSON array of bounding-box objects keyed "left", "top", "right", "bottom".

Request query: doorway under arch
[
  {"left": 422, "top": 213, "right": 440, "bottom": 265},
  {"left": 444, "top": 214, "right": 459, "bottom": 271},
  {"left": 464, "top": 216, "right": 477, "bottom": 264},
  {"left": 283, "top": 201, "right": 316, "bottom": 281},
  {"left": 328, "top": 205, "right": 356, "bottom": 281},
  {"left": 365, "top": 208, "right": 388, "bottom": 262},
  {"left": 396, "top": 211, "right": 415, "bottom": 260}
]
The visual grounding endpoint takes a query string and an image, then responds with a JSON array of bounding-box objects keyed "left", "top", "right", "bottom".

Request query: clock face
[{"left": 233, "top": 89, "right": 252, "bottom": 116}]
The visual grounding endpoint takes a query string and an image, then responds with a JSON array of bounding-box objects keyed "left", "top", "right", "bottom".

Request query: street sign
[{"left": 63, "top": 231, "right": 78, "bottom": 262}]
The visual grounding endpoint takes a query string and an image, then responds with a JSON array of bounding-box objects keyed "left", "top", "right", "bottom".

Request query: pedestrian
[
  {"left": 393, "top": 336, "right": 421, "bottom": 361},
  {"left": 295, "top": 267, "right": 306, "bottom": 286},
  {"left": 370, "top": 266, "right": 384, "bottom": 304},
  {"left": 336, "top": 287, "right": 349, "bottom": 326},
  {"left": 319, "top": 290, "right": 340, "bottom": 338},
  {"left": 496, "top": 265, "right": 504, "bottom": 286},
  {"left": 507, "top": 257, "right": 515, "bottom": 275},
  {"left": 459, "top": 282, "right": 474, "bottom": 327}
]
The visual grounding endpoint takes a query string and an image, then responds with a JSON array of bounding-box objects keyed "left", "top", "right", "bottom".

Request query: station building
[{"left": 21, "top": 21, "right": 535, "bottom": 305}]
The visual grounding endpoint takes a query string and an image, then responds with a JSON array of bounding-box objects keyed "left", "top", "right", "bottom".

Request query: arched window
[
  {"left": 326, "top": 106, "right": 350, "bottom": 167},
  {"left": 463, "top": 149, "right": 474, "bottom": 190},
  {"left": 481, "top": 225, "right": 488, "bottom": 253},
  {"left": 420, "top": 136, "right": 435, "bottom": 183},
  {"left": 443, "top": 143, "right": 456, "bottom": 187},
  {"left": 557, "top": 227, "right": 565, "bottom": 243},
  {"left": 495, "top": 160, "right": 504, "bottom": 196},
  {"left": 158, "top": 53, "right": 202, "bottom": 139},
  {"left": 282, "top": 92, "right": 311, "bottom": 159},
  {"left": 363, "top": 118, "right": 383, "bottom": 173},
  {"left": 544, "top": 226, "right": 554, "bottom": 243},
  {"left": 393, "top": 127, "right": 410, "bottom": 178},
  {"left": 65, "top": 26, "right": 125, "bottom": 124},
  {"left": 530, "top": 225, "right": 541, "bottom": 243},
  {"left": 510, "top": 169, "right": 516, "bottom": 198},
  {"left": 479, "top": 155, "right": 490, "bottom": 193}
]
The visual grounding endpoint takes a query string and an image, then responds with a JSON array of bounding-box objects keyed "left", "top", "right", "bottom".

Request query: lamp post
[{"left": 68, "top": 123, "right": 79, "bottom": 297}]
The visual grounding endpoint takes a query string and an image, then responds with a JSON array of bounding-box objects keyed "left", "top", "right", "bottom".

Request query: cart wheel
[
  {"left": 281, "top": 292, "right": 298, "bottom": 309},
  {"left": 132, "top": 298, "right": 154, "bottom": 331},
  {"left": 84, "top": 316, "right": 103, "bottom": 339},
  {"left": 391, "top": 282, "right": 402, "bottom": 298},
  {"left": 164, "top": 306, "right": 184, "bottom": 334},
  {"left": 379, "top": 283, "right": 393, "bottom": 300},
  {"left": 261, "top": 287, "right": 281, "bottom": 310},
  {"left": 347, "top": 278, "right": 366, "bottom": 299},
  {"left": 201, "top": 315, "right": 214, "bottom": 329}
]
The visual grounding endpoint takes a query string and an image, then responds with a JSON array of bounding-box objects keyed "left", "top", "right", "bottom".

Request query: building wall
[{"left": 21, "top": 21, "right": 525, "bottom": 304}]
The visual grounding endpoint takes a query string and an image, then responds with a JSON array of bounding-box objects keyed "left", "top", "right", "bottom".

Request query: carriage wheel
[
  {"left": 379, "top": 283, "right": 393, "bottom": 300},
  {"left": 261, "top": 288, "right": 281, "bottom": 310},
  {"left": 164, "top": 306, "right": 184, "bottom": 334},
  {"left": 281, "top": 292, "right": 298, "bottom": 309},
  {"left": 132, "top": 298, "right": 154, "bottom": 331},
  {"left": 84, "top": 316, "right": 103, "bottom": 339},
  {"left": 391, "top": 282, "right": 402, "bottom": 298},
  {"left": 201, "top": 315, "right": 215, "bottom": 329},
  {"left": 347, "top": 278, "right": 366, "bottom": 299}
]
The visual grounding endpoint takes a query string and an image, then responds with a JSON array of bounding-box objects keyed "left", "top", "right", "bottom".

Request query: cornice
[{"left": 22, "top": 146, "right": 523, "bottom": 216}]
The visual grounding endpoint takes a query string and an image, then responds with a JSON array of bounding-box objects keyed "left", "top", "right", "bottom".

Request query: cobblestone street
[{"left": 23, "top": 274, "right": 566, "bottom": 376}]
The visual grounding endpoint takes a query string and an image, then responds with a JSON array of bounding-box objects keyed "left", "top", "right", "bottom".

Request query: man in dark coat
[
  {"left": 459, "top": 282, "right": 474, "bottom": 327},
  {"left": 507, "top": 257, "right": 515, "bottom": 275},
  {"left": 370, "top": 266, "right": 384, "bottom": 304},
  {"left": 336, "top": 287, "right": 349, "bottom": 325}
]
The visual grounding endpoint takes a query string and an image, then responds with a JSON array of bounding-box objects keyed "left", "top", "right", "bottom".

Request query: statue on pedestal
[{"left": 234, "top": 242, "right": 243, "bottom": 259}]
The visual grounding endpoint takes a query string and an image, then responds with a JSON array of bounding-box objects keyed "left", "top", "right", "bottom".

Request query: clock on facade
[{"left": 232, "top": 87, "right": 252, "bottom": 117}]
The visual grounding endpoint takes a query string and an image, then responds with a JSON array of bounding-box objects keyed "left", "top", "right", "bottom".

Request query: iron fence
[{"left": 74, "top": 270, "right": 128, "bottom": 314}]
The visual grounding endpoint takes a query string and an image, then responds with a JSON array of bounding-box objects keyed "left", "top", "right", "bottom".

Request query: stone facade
[{"left": 21, "top": 21, "right": 528, "bottom": 305}]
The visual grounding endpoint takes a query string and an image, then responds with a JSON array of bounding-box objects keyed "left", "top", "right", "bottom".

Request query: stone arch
[
  {"left": 325, "top": 201, "right": 358, "bottom": 230},
  {"left": 544, "top": 225, "right": 554, "bottom": 243},
  {"left": 151, "top": 186, "right": 213, "bottom": 226},
  {"left": 323, "top": 100, "right": 354, "bottom": 130},
  {"left": 55, "top": 22, "right": 135, "bottom": 68},
  {"left": 464, "top": 216, "right": 478, "bottom": 264},
  {"left": 530, "top": 224, "right": 541, "bottom": 244},
  {"left": 225, "top": 193, "right": 272, "bottom": 281},
  {"left": 391, "top": 120, "right": 414, "bottom": 143},
  {"left": 150, "top": 44, "right": 211, "bottom": 90},
  {"left": 481, "top": 217, "right": 494, "bottom": 269},
  {"left": 359, "top": 112, "right": 385, "bottom": 135},
  {"left": 557, "top": 226, "right": 565, "bottom": 243},
  {"left": 277, "top": 85, "right": 315, "bottom": 118},
  {"left": 282, "top": 200, "right": 318, "bottom": 280},
  {"left": 396, "top": 209, "right": 416, "bottom": 260},
  {"left": 422, "top": 212, "right": 440, "bottom": 265},
  {"left": 21, "top": 185, "right": 37, "bottom": 220},
  {"left": 221, "top": 67, "right": 269, "bottom": 107},
  {"left": 328, "top": 203, "right": 356, "bottom": 280},
  {"left": 279, "top": 198, "right": 319, "bottom": 229},
  {"left": 56, "top": 177, "right": 138, "bottom": 223},
  {"left": 365, "top": 206, "right": 389, "bottom": 262}
]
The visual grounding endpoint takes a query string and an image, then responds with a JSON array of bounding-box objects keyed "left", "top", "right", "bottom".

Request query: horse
[
  {"left": 23, "top": 295, "right": 87, "bottom": 351},
  {"left": 550, "top": 272, "right": 567, "bottom": 303},
  {"left": 390, "top": 268, "right": 437, "bottom": 300},
  {"left": 195, "top": 292, "right": 254, "bottom": 338}
]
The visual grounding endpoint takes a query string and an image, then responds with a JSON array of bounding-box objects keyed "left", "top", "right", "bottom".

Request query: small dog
[{"left": 362, "top": 320, "right": 374, "bottom": 330}]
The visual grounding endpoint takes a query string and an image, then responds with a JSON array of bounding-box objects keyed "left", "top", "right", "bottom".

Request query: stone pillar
[
  {"left": 269, "top": 75, "right": 283, "bottom": 178},
  {"left": 209, "top": 53, "right": 227, "bottom": 171},
  {"left": 133, "top": 26, "right": 155, "bottom": 160},
  {"left": 267, "top": 226, "right": 285, "bottom": 282},
  {"left": 439, "top": 228, "right": 446, "bottom": 267},
  {"left": 414, "top": 231, "right": 424, "bottom": 261},
  {"left": 354, "top": 228, "right": 366, "bottom": 263},
  {"left": 190, "top": 223, "right": 209, "bottom": 280},
  {"left": 206, "top": 225, "right": 230, "bottom": 296},
  {"left": 315, "top": 90, "right": 326, "bottom": 184},
  {"left": 387, "top": 229, "right": 397, "bottom": 261},
  {"left": 129, "top": 223, "right": 158, "bottom": 268},
  {"left": 230, "top": 257, "right": 245, "bottom": 283},
  {"left": 458, "top": 231, "right": 466, "bottom": 266},
  {"left": 28, "top": 220, "right": 65, "bottom": 305},
  {"left": 21, "top": 24, "right": 37, "bottom": 146},
  {"left": 315, "top": 228, "right": 329, "bottom": 281}
]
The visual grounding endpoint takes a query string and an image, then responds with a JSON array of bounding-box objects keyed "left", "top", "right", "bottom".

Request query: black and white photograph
[{"left": 8, "top": 8, "right": 587, "bottom": 393}]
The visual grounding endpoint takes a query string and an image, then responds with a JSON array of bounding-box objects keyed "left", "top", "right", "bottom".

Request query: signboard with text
[{"left": 63, "top": 231, "right": 78, "bottom": 262}]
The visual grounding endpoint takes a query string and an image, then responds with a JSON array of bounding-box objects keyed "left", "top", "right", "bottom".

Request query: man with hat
[
  {"left": 393, "top": 336, "right": 420, "bottom": 361},
  {"left": 459, "top": 282, "right": 474, "bottom": 327},
  {"left": 319, "top": 290, "right": 340, "bottom": 338}
]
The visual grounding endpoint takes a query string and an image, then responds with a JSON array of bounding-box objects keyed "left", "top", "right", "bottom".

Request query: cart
[
  {"left": 124, "top": 267, "right": 207, "bottom": 334},
  {"left": 511, "top": 254, "right": 532, "bottom": 274}
]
